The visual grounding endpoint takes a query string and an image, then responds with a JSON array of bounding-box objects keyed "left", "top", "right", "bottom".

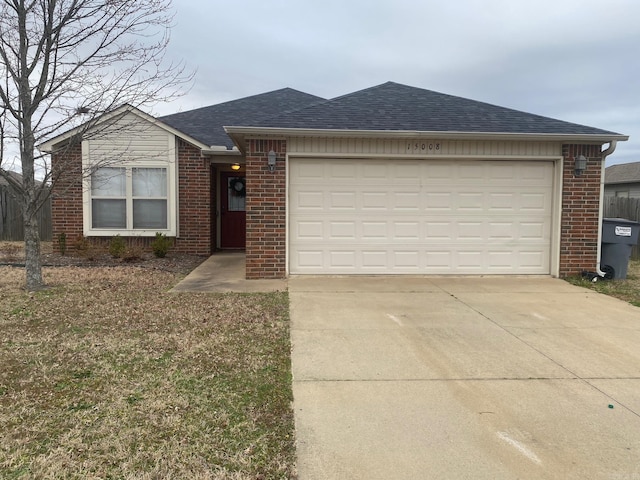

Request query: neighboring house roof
[
  {"left": 605, "top": 162, "right": 640, "bottom": 185},
  {"left": 228, "top": 81, "right": 625, "bottom": 139},
  {"left": 0, "top": 169, "right": 22, "bottom": 187},
  {"left": 160, "top": 88, "right": 325, "bottom": 149}
]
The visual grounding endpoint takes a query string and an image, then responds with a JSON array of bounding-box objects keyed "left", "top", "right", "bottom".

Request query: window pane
[
  {"left": 133, "top": 168, "right": 167, "bottom": 197},
  {"left": 227, "top": 176, "right": 246, "bottom": 212},
  {"left": 92, "top": 199, "right": 126, "bottom": 228},
  {"left": 133, "top": 199, "right": 167, "bottom": 229},
  {"left": 91, "top": 168, "right": 126, "bottom": 197}
]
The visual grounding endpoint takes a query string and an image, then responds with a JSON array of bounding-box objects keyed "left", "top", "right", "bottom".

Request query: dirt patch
[{"left": 0, "top": 241, "right": 205, "bottom": 275}]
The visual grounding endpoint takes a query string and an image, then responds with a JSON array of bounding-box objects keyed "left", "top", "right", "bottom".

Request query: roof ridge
[
  {"left": 326, "top": 81, "right": 398, "bottom": 102},
  {"left": 160, "top": 87, "right": 324, "bottom": 119}
]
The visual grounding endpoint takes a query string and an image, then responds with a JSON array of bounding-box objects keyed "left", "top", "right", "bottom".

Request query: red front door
[{"left": 220, "top": 172, "right": 246, "bottom": 249}]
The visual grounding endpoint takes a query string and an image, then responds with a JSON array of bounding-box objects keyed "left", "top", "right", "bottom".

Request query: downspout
[{"left": 596, "top": 140, "right": 618, "bottom": 277}]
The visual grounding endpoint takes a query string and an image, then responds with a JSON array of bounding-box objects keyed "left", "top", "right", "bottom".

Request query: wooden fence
[
  {"left": 603, "top": 196, "right": 640, "bottom": 260},
  {"left": 0, "top": 185, "right": 52, "bottom": 241}
]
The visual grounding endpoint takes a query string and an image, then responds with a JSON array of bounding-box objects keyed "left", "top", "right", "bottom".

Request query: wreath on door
[{"left": 229, "top": 177, "right": 246, "bottom": 197}]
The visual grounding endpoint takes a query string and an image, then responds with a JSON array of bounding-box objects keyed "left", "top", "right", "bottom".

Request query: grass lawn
[
  {"left": 566, "top": 259, "right": 640, "bottom": 307},
  {"left": 0, "top": 265, "right": 295, "bottom": 479}
]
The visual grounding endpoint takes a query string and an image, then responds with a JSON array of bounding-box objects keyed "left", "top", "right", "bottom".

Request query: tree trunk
[{"left": 23, "top": 203, "right": 43, "bottom": 291}]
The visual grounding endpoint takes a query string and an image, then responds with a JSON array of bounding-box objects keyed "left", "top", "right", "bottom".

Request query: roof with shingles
[
  {"left": 160, "top": 88, "right": 325, "bottom": 148},
  {"left": 236, "top": 82, "right": 623, "bottom": 136},
  {"left": 605, "top": 162, "right": 640, "bottom": 184}
]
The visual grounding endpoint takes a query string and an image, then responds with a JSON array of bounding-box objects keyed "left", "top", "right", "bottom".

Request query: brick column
[
  {"left": 245, "top": 139, "right": 287, "bottom": 279},
  {"left": 51, "top": 143, "right": 84, "bottom": 253},
  {"left": 559, "top": 144, "right": 603, "bottom": 276},
  {"left": 176, "top": 139, "right": 210, "bottom": 255}
]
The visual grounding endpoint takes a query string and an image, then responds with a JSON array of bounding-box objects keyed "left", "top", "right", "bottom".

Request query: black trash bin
[{"left": 601, "top": 218, "right": 640, "bottom": 279}]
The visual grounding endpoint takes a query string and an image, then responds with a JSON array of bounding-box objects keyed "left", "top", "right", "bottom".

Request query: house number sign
[{"left": 407, "top": 142, "right": 441, "bottom": 153}]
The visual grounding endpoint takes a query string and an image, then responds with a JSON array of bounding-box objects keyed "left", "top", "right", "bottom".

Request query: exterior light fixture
[
  {"left": 574, "top": 155, "right": 587, "bottom": 176},
  {"left": 267, "top": 150, "right": 277, "bottom": 172},
  {"left": 231, "top": 163, "right": 241, "bottom": 171}
]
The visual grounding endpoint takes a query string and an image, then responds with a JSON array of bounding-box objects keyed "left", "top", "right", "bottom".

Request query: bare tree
[{"left": 0, "top": 0, "right": 190, "bottom": 290}]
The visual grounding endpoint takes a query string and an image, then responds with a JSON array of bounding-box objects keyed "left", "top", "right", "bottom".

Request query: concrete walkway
[
  {"left": 289, "top": 276, "right": 640, "bottom": 479},
  {"left": 170, "top": 253, "right": 287, "bottom": 293}
]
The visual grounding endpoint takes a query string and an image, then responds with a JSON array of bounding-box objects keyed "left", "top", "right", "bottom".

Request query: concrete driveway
[{"left": 289, "top": 276, "right": 640, "bottom": 480}]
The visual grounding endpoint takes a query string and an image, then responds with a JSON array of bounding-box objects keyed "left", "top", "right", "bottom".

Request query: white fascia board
[
  {"left": 223, "top": 126, "right": 629, "bottom": 144},
  {"left": 201, "top": 147, "right": 242, "bottom": 156}
]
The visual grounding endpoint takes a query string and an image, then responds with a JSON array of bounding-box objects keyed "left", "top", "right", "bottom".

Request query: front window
[
  {"left": 132, "top": 168, "right": 168, "bottom": 228},
  {"left": 90, "top": 166, "right": 169, "bottom": 231}
]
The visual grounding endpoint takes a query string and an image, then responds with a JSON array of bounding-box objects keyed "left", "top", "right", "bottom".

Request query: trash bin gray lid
[{"left": 603, "top": 218, "right": 640, "bottom": 225}]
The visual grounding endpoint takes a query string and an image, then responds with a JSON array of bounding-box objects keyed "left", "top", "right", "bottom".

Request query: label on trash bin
[{"left": 615, "top": 226, "right": 632, "bottom": 237}]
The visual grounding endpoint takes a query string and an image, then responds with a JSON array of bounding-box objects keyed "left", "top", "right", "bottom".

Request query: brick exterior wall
[
  {"left": 52, "top": 134, "right": 606, "bottom": 278},
  {"left": 51, "top": 138, "right": 211, "bottom": 256},
  {"left": 51, "top": 144, "right": 84, "bottom": 251},
  {"left": 559, "top": 144, "right": 603, "bottom": 277},
  {"left": 175, "top": 139, "right": 211, "bottom": 255},
  {"left": 244, "top": 139, "right": 287, "bottom": 279}
]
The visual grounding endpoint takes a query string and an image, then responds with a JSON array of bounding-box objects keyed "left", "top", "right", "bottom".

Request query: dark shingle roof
[
  {"left": 160, "top": 88, "right": 325, "bottom": 148},
  {"left": 605, "top": 162, "right": 640, "bottom": 184},
  {"left": 239, "top": 81, "right": 622, "bottom": 136}
]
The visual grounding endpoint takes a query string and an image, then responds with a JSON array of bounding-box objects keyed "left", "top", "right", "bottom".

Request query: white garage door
[{"left": 289, "top": 159, "right": 554, "bottom": 275}]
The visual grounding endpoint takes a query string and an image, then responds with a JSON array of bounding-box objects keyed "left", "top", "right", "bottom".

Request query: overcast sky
[{"left": 156, "top": 0, "right": 639, "bottom": 166}]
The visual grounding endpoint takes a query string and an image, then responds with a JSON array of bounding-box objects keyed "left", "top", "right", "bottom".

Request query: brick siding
[
  {"left": 51, "top": 143, "right": 84, "bottom": 251},
  {"left": 51, "top": 138, "right": 211, "bottom": 256},
  {"left": 175, "top": 139, "right": 211, "bottom": 255},
  {"left": 52, "top": 135, "right": 607, "bottom": 278},
  {"left": 244, "top": 139, "right": 287, "bottom": 279},
  {"left": 559, "top": 144, "right": 603, "bottom": 276}
]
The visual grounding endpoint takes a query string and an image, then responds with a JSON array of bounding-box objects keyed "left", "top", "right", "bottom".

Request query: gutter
[
  {"left": 596, "top": 141, "right": 618, "bottom": 278},
  {"left": 224, "top": 125, "right": 629, "bottom": 144},
  {"left": 200, "top": 146, "right": 242, "bottom": 156}
]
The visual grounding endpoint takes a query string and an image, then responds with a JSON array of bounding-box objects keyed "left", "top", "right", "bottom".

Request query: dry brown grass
[
  {"left": 0, "top": 266, "right": 295, "bottom": 479},
  {"left": 566, "top": 259, "right": 640, "bottom": 307},
  {"left": 0, "top": 241, "right": 53, "bottom": 262}
]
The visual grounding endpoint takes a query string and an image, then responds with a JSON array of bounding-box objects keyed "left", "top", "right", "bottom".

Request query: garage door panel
[
  {"left": 289, "top": 159, "right": 553, "bottom": 274},
  {"left": 425, "top": 192, "right": 453, "bottom": 211},
  {"left": 330, "top": 163, "right": 357, "bottom": 179},
  {"left": 393, "top": 222, "right": 420, "bottom": 240},
  {"left": 330, "top": 221, "right": 356, "bottom": 239},
  {"left": 291, "top": 217, "right": 551, "bottom": 244},
  {"left": 293, "top": 190, "right": 324, "bottom": 210},
  {"left": 458, "top": 193, "right": 485, "bottom": 211},
  {"left": 362, "top": 221, "right": 388, "bottom": 239},
  {"left": 297, "top": 221, "right": 324, "bottom": 239},
  {"left": 291, "top": 244, "right": 551, "bottom": 274},
  {"left": 520, "top": 193, "right": 548, "bottom": 211},
  {"left": 520, "top": 222, "right": 547, "bottom": 240},
  {"left": 362, "top": 192, "right": 388, "bottom": 209},
  {"left": 362, "top": 250, "right": 388, "bottom": 268}
]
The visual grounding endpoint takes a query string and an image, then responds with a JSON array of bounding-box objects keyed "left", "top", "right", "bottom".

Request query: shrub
[
  {"left": 109, "top": 235, "right": 126, "bottom": 258},
  {"left": 151, "top": 233, "right": 171, "bottom": 258},
  {"left": 122, "top": 245, "right": 144, "bottom": 263},
  {"left": 74, "top": 236, "right": 97, "bottom": 261},
  {"left": 58, "top": 232, "right": 67, "bottom": 256}
]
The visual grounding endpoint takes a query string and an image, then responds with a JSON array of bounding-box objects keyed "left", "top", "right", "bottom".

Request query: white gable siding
[
  {"left": 82, "top": 111, "right": 178, "bottom": 236},
  {"left": 85, "top": 111, "right": 175, "bottom": 164},
  {"left": 288, "top": 137, "right": 562, "bottom": 158}
]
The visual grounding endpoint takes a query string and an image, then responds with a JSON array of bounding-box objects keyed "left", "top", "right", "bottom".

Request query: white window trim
[{"left": 82, "top": 137, "right": 177, "bottom": 237}]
